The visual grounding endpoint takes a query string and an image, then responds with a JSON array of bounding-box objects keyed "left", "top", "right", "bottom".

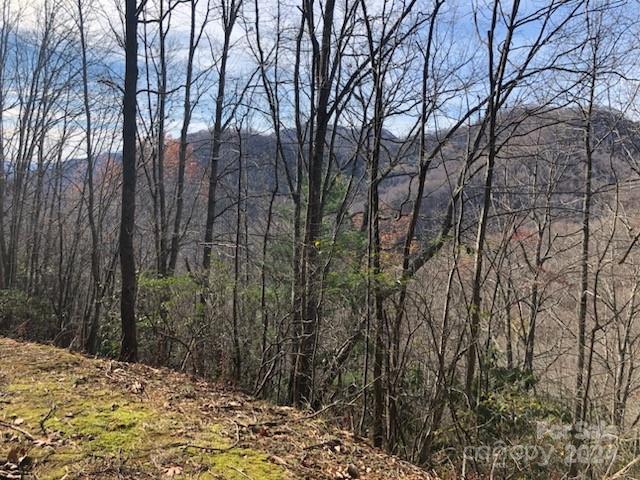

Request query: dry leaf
[
  {"left": 6, "top": 447, "right": 19, "bottom": 464},
  {"left": 347, "top": 464, "right": 360, "bottom": 478},
  {"left": 164, "top": 465, "right": 183, "bottom": 477},
  {"left": 130, "top": 381, "right": 144, "bottom": 394},
  {"left": 269, "top": 455, "right": 288, "bottom": 467}
]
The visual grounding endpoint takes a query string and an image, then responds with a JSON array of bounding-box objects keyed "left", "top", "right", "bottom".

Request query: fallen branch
[
  {"left": 229, "top": 466, "right": 254, "bottom": 479},
  {"left": 39, "top": 403, "right": 57, "bottom": 434},
  {"left": 166, "top": 421, "right": 240, "bottom": 452},
  {"left": 303, "top": 438, "right": 342, "bottom": 451},
  {"left": 607, "top": 455, "right": 640, "bottom": 480},
  {"left": 0, "top": 421, "right": 35, "bottom": 441}
]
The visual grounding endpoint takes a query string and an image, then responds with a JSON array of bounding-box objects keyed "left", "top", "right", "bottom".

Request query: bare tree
[{"left": 119, "top": 0, "right": 139, "bottom": 362}]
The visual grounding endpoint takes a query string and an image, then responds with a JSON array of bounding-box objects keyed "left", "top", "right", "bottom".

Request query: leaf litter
[{"left": 0, "top": 338, "right": 436, "bottom": 479}]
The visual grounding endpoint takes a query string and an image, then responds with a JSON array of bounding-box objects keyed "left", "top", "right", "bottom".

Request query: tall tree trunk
[
  {"left": 203, "top": 0, "right": 240, "bottom": 271},
  {"left": 288, "top": 10, "right": 305, "bottom": 404},
  {"left": 119, "top": 0, "right": 139, "bottom": 362},
  {"left": 156, "top": 0, "right": 168, "bottom": 276},
  {"left": 570, "top": 61, "right": 596, "bottom": 480},
  {"left": 569, "top": 30, "right": 600, "bottom": 478},
  {"left": 78, "top": 0, "right": 102, "bottom": 354},
  {"left": 292, "top": 0, "right": 336, "bottom": 406},
  {"left": 360, "top": 0, "right": 386, "bottom": 448},
  {"left": 465, "top": 0, "right": 519, "bottom": 400},
  {"left": 0, "top": 2, "right": 11, "bottom": 288},
  {"left": 231, "top": 129, "right": 243, "bottom": 380},
  {"left": 168, "top": 0, "right": 201, "bottom": 274}
]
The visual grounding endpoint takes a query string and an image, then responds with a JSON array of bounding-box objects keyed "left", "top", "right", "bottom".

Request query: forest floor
[{"left": 0, "top": 338, "right": 435, "bottom": 479}]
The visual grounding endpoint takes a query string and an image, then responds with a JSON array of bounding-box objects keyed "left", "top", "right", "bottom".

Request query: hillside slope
[{"left": 0, "top": 339, "right": 434, "bottom": 479}]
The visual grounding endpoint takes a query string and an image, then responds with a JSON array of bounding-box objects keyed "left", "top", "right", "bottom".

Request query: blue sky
[{"left": 5, "top": 0, "right": 639, "bottom": 145}]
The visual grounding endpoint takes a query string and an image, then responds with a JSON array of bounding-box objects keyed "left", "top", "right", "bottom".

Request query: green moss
[
  {"left": 53, "top": 403, "right": 152, "bottom": 451},
  {"left": 205, "top": 449, "right": 284, "bottom": 480},
  {"left": 1, "top": 353, "right": 287, "bottom": 479},
  {"left": 37, "top": 465, "right": 71, "bottom": 480},
  {"left": 7, "top": 381, "right": 152, "bottom": 452},
  {"left": 5, "top": 381, "right": 66, "bottom": 424}
]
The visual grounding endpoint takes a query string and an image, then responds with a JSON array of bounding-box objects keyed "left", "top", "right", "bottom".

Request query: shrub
[{"left": 0, "top": 289, "right": 56, "bottom": 341}]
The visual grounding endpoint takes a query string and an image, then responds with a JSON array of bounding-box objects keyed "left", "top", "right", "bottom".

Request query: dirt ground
[{"left": 0, "top": 338, "right": 435, "bottom": 479}]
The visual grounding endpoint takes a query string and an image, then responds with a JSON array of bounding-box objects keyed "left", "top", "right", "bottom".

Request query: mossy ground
[
  {"left": 0, "top": 341, "right": 285, "bottom": 479},
  {"left": 0, "top": 339, "right": 433, "bottom": 479}
]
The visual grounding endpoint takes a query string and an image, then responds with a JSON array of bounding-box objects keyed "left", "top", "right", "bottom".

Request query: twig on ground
[
  {"left": 0, "top": 420, "right": 35, "bottom": 441},
  {"left": 169, "top": 420, "right": 241, "bottom": 452},
  {"left": 229, "top": 466, "right": 254, "bottom": 479},
  {"left": 39, "top": 403, "right": 57, "bottom": 434},
  {"left": 607, "top": 455, "right": 640, "bottom": 479}
]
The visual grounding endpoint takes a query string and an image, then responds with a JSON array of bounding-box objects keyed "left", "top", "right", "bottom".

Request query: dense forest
[{"left": 2, "top": 0, "right": 640, "bottom": 477}]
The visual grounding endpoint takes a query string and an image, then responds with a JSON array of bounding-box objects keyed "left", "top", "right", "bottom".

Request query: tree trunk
[
  {"left": 119, "top": 0, "right": 139, "bottom": 363},
  {"left": 292, "top": 0, "right": 336, "bottom": 406}
]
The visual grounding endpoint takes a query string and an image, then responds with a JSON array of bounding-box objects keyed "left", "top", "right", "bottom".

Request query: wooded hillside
[
  {"left": 3, "top": 0, "right": 640, "bottom": 477},
  {"left": 0, "top": 338, "right": 433, "bottom": 479}
]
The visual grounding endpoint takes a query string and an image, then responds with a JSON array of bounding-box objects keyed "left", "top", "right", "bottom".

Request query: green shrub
[
  {"left": 0, "top": 289, "right": 56, "bottom": 341},
  {"left": 136, "top": 273, "right": 201, "bottom": 369}
]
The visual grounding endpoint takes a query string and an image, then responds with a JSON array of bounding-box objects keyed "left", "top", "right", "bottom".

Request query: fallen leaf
[
  {"left": 347, "top": 464, "right": 360, "bottom": 478},
  {"left": 130, "top": 381, "right": 144, "bottom": 394},
  {"left": 269, "top": 455, "right": 288, "bottom": 467},
  {"left": 6, "top": 447, "right": 19, "bottom": 463},
  {"left": 164, "top": 465, "right": 183, "bottom": 477}
]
